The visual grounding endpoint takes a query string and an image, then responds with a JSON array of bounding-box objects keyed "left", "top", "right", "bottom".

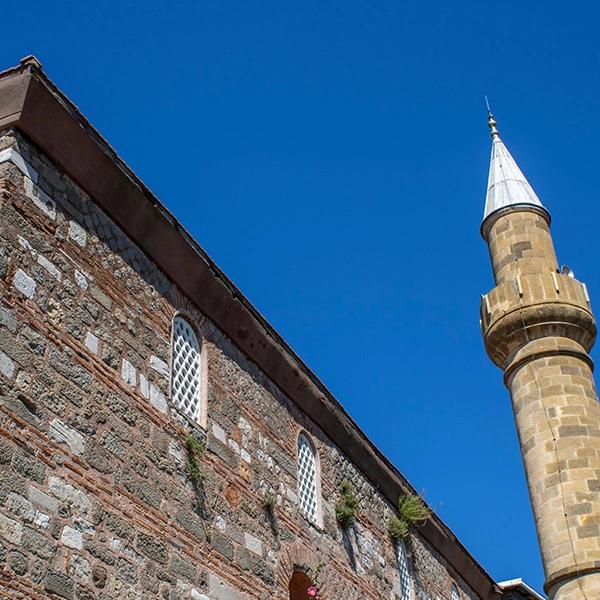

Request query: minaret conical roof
[{"left": 483, "top": 112, "right": 547, "bottom": 222}]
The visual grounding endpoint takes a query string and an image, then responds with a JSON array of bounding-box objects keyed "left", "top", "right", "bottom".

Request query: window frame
[
  {"left": 169, "top": 313, "right": 207, "bottom": 428},
  {"left": 450, "top": 583, "right": 460, "bottom": 600},
  {"left": 295, "top": 430, "right": 323, "bottom": 528},
  {"left": 396, "top": 537, "right": 413, "bottom": 600}
]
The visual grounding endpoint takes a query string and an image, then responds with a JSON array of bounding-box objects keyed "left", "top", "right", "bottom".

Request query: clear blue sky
[{"left": 5, "top": 1, "right": 600, "bottom": 594}]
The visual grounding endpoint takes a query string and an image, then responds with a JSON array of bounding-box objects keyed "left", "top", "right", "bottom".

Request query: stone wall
[{"left": 0, "top": 129, "right": 480, "bottom": 600}]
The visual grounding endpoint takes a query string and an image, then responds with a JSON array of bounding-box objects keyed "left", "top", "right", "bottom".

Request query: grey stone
[
  {"left": 61, "top": 526, "right": 83, "bottom": 550},
  {"left": 45, "top": 569, "right": 74, "bottom": 599},
  {"left": 149, "top": 383, "right": 167, "bottom": 413},
  {"left": 92, "top": 564, "right": 107, "bottom": 588},
  {"left": 7, "top": 492, "right": 36, "bottom": 522},
  {"left": 13, "top": 269, "right": 36, "bottom": 299},
  {"left": 85, "top": 540, "right": 115, "bottom": 566},
  {"left": 210, "top": 531, "right": 234, "bottom": 561},
  {"left": 0, "top": 251, "right": 7, "bottom": 279},
  {"left": 84, "top": 442, "right": 112, "bottom": 474},
  {"left": 37, "top": 254, "right": 62, "bottom": 281},
  {"left": 48, "top": 476, "right": 91, "bottom": 516},
  {"left": 84, "top": 332, "right": 99, "bottom": 354},
  {"left": 116, "top": 557, "right": 137, "bottom": 584},
  {"left": 0, "top": 512, "right": 22, "bottom": 544},
  {"left": 170, "top": 554, "right": 197, "bottom": 582},
  {"left": 208, "top": 573, "right": 242, "bottom": 600},
  {"left": 49, "top": 349, "right": 93, "bottom": 389},
  {"left": 0, "top": 350, "right": 14, "bottom": 379},
  {"left": 150, "top": 355, "right": 169, "bottom": 377},
  {"left": 0, "top": 439, "right": 13, "bottom": 464},
  {"left": 90, "top": 285, "right": 112, "bottom": 310},
  {"left": 244, "top": 532, "right": 262, "bottom": 556},
  {"left": 22, "top": 526, "right": 54, "bottom": 559},
  {"left": 50, "top": 419, "right": 85, "bottom": 456},
  {"left": 0, "top": 306, "right": 16, "bottom": 332},
  {"left": 100, "top": 510, "right": 134, "bottom": 540},
  {"left": 7, "top": 550, "right": 27, "bottom": 576},
  {"left": 176, "top": 511, "right": 204, "bottom": 539},
  {"left": 139, "top": 373, "right": 150, "bottom": 399},
  {"left": 68, "top": 554, "right": 91, "bottom": 580},
  {"left": 121, "top": 358, "right": 137, "bottom": 387},
  {"left": 74, "top": 270, "right": 88, "bottom": 290},
  {"left": 13, "top": 450, "right": 45, "bottom": 483},
  {"left": 136, "top": 481, "right": 161, "bottom": 509},
  {"left": 212, "top": 423, "right": 226, "bottom": 444},
  {"left": 21, "top": 325, "right": 47, "bottom": 355},
  {"left": 24, "top": 177, "right": 56, "bottom": 217},
  {"left": 68, "top": 221, "right": 87, "bottom": 247},
  {"left": 136, "top": 532, "right": 167, "bottom": 563}
]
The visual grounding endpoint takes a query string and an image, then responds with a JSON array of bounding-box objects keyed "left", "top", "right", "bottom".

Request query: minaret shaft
[{"left": 481, "top": 117, "right": 600, "bottom": 600}]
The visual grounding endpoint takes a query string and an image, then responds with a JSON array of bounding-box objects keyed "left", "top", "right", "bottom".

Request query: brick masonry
[{"left": 0, "top": 129, "right": 482, "bottom": 600}]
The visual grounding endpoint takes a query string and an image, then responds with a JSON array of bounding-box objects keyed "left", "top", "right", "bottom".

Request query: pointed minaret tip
[{"left": 481, "top": 106, "right": 549, "bottom": 236}]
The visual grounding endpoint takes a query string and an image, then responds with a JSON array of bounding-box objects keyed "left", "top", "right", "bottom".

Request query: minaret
[{"left": 480, "top": 111, "right": 600, "bottom": 600}]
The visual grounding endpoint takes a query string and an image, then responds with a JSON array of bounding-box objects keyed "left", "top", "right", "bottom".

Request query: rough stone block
[
  {"left": 22, "top": 526, "right": 54, "bottom": 559},
  {"left": 0, "top": 306, "right": 17, "bottom": 332},
  {"left": 90, "top": 285, "right": 112, "bottom": 310},
  {"left": 136, "top": 532, "right": 167, "bottom": 563},
  {"left": 68, "top": 221, "right": 87, "bottom": 247},
  {"left": 50, "top": 419, "right": 85, "bottom": 456},
  {"left": 150, "top": 355, "right": 169, "bottom": 377},
  {"left": 48, "top": 476, "right": 91, "bottom": 516},
  {"left": 149, "top": 383, "right": 167, "bottom": 413},
  {"left": 0, "top": 512, "right": 22, "bottom": 544},
  {"left": 244, "top": 532, "right": 262, "bottom": 556},
  {"left": 37, "top": 254, "right": 62, "bottom": 281},
  {"left": 24, "top": 177, "right": 56, "bottom": 220},
  {"left": 139, "top": 373, "right": 149, "bottom": 399},
  {"left": 121, "top": 359, "right": 137, "bottom": 387},
  {"left": 0, "top": 350, "right": 15, "bottom": 379},
  {"left": 12, "top": 269, "right": 36, "bottom": 299},
  {"left": 74, "top": 270, "right": 88, "bottom": 290},
  {"left": 209, "top": 573, "right": 242, "bottom": 600},
  {"left": 44, "top": 569, "right": 74, "bottom": 599},
  {"left": 68, "top": 554, "right": 91, "bottom": 580},
  {"left": 7, "top": 549, "right": 27, "bottom": 575},
  {"left": 61, "top": 526, "right": 83, "bottom": 550},
  {"left": 212, "top": 423, "right": 226, "bottom": 445},
  {"left": 84, "top": 332, "right": 99, "bottom": 354}
]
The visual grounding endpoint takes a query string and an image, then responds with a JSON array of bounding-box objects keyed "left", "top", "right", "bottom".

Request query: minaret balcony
[{"left": 480, "top": 271, "right": 596, "bottom": 369}]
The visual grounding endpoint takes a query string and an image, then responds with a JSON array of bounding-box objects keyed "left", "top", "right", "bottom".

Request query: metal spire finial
[{"left": 485, "top": 96, "right": 500, "bottom": 139}]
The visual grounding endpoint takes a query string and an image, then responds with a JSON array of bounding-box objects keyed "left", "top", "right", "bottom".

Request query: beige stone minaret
[{"left": 480, "top": 111, "right": 600, "bottom": 600}]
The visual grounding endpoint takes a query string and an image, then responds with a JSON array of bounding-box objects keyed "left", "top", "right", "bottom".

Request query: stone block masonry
[{"left": 0, "top": 129, "right": 486, "bottom": 600}]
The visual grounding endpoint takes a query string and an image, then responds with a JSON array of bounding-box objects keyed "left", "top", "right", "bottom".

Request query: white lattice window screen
[
  {"left": 397, "top": 540, "right": 412, "bottom": 600},
  {"left": 451, "top": 584, "right": 460, "bottom": 600},
  {"left": 297, "top": 434, "right": 318, "bottom": 524},
  {"left": 171, "top": 316, "right": 202, "bottom": 421}
]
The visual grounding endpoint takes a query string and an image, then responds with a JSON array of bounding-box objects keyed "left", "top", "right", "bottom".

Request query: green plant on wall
[
  {"left": 184, "top": 434, "right": 205, "bottom": 485},
  {"left": 335, "top": 480, "right": 360, "bottom": 529},
  {"left": 388, "top": 493, "right": 430, "bottom": 541},
  {"left": 264, "top": 491, "right": 277, "bottom": 513}
]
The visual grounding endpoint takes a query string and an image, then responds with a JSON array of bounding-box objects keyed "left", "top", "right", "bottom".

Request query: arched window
[
  {"left": 297, "top": 433, "right": 319, "bottom": 524},
  {"left": 451, "top": 584, "right": 460, "bottom": 600},
  {"left": 171, "top": 316, "right": 202, "bottom": 421},
  {"left": 396, "top": 539, "right": 412, "bottom": 600}
]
